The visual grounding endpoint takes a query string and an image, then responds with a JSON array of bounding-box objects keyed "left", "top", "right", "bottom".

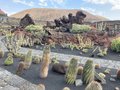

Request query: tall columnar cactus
[
  {"left": 0, "top": 48, "right": 4, "bottom": 58},
  {"left": 82, "top": 60, "right": 95, "bottom": 84},
  {"left": 85, "top": 81, "right": 103, "bottom": 90},
  {"left": 4, "top": 53, "right": 14, "bottom": 66},
  {"left": 40, "top": 45, "right": 51, "bottom": 78},
  {"left": 24, "top": 50, "right": 32, "bottom": 69},
  {"left": 65, "top": 58, "right": 78, "bottom": 84}
]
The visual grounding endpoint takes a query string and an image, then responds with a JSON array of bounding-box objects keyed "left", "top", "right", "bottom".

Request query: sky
[{"left": 0, "top": 0, "right": 120, "bottom": 20}]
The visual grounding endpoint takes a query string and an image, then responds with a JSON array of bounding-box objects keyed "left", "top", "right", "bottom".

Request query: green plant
[
  {"left": 111, "top": 37, "right": 120, "bottom": 52},
  {"left": 85, "top": 81, "right": 103, "bottom": 90},
  {"left": 71, "top": 24, "right": 91, "bottom": 33},
  {"left": 82, "top": 60, "right": 95, "bottom": 84},
  {"left": 0, "top": 48, "right": 4, "bottom": 58},
  {"left": 40, "top": 45, "right": 51, "bottom": 78},
  {"left": 25, "top": 25, "right": 43, "bottom": 32},
  {"left": 32, "top": 55, "right": 41, "bottom": 64},
  {"left": 65, "top": 58, "right": 78, "bottom": 84},
  {"left": 24, "top": 50, "right": 32, "bottom": 69},
  {"left": 97, "top": 47, "right": 108, "bottom": 57},
  {"left": 4, "top": 53, "right": 13, "bottom": 66}
]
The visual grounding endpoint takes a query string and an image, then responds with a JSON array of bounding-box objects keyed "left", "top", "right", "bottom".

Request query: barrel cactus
[
  {"left": 24, "top": 50, "right": 32, "bottom": 69},
  {"left": 117, "top": 69, "right": 120, "bottom": 80},
  {"left": 4, "top": 53, "right": 13, "bottom": 66},
  {"left": 82, "top": 60, "right": 95, "bottom": 84},
  {"left": 65, "top": 58, "right": 78, "bottom": 84},
  {"left": 32, "top": 55, "right": 41, "bottom": 64},
  {"left": 85, "top": 81, "right": 103, "bottom": 90},
  {"left": 40, "top": 45, "right": 51, "bottom": 78}
]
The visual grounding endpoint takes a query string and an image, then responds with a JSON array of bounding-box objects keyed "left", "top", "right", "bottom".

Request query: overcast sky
[{"left": 0, "top": 0, "right": 120, "bottom": 20}]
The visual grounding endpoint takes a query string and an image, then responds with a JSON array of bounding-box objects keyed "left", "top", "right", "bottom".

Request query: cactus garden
[{"left": 0, "top": 2, "right": 120, "bottom": 90}]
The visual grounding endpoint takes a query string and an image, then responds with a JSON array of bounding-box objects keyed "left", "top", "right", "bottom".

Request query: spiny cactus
[
  {"left": 85, "top": 81, "right": 103, "bottom": 90},
  {"left": 77, "top": 66, "right": 83, "bottom": 75},
  {"left": 117, "top": 69, "right": 120, "bottom": 80},
  {"left": 37, "top": 84, "right": 45, "bottom": 90},
  {"left": 65, "top": 58, "right": 78, "bottom": 84},
  {"left": 16, "top": 61, "right": 25, "bottom": 75},
  {"left": 24, "top": 50, "right": 32, "bottom": 69},
  {"left": 32, "top": 55, "right": 41, "bottom": 64},
  {"left": 4, "top": 53, "right": 14, "bottom": 66},
  {"left": 63, "top": 87, "right": 71, "bottom": 90},
  {"left": 40, "top": 45, "right": 51, "bottom": 78},
  {"left": 0, "top": 48, "right": 4, "bottom": 58},
  {"left": 82, "top": 60, "right": 95, "bottom": 84}
]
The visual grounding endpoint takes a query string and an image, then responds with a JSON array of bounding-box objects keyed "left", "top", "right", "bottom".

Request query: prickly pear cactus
[
  {"left": 4, "top": 53, "right": 13, "bottom": 66},
  {"left": 24, "top": 50, "right": 32, "bottom": 69},
  {"left": 65, "top": 58, "right": 78, "bottom": 84},
  {"left": 82, "top": 60, "right": 95, "bottom": 84},
  {"left": 85, "top": 81, "right": 103, "bottom": 90},
  {"left": 40, "top": 45, "right": 51, "bottom": 78}
]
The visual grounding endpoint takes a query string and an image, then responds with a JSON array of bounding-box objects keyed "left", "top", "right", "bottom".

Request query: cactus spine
[
  {"left": 65, "top": 58, "right": 78, "bottom": 84},
  {"left": 24, "top": 50, "right": 32, "bottom": 69},
  {"left": 40, "top": 45, "right": 51, "bottom": 78},
  {"left": 85, "top": 81, "right": 103, "bottom": 90},
  {"left": 82, "top": 60, "right": 95, "bottom": 84}
]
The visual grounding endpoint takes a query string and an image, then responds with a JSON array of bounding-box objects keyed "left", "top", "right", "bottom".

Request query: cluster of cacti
[
  {"left": 24, "top": 50, "right": 32, "bottom": 69},
  {"left": 4, "top": 53, "right": 14, "bottom": 66},
  {"left": 16, "top": 61, "right": 25, "bottom": 75},
  {"left": 85, "top": 81, "right": 103, "bottom": 90},
  {"left": 71, "top": 24, "right": 91, "bottom": 33},
  {"left": 97, "top": 47, "right": 108, "bottom": 57},
  {"left": 0, "top": 48, "right": 4, "bottom": 58},
  {"left": 77, "top": 34, "right": 94, "bottom": 50},
  {"left": 51, "top": 56, "right": 59, "bottom": 64},
  {"left": 111, "top": 37, "right": 120, "bottom": 52},
  {"left": 117, "top": 69, "right": 120, "bottom": 79},
  {"left": 82, "top": 60, "right": 95, "bottom": 84},
  {"left": 32, "top": 55, "right": 41, "bottom": 64},
  {"left": 65, "top": 58, "right": 78, "bottom": 84},
  {"left": 40, "top": 45, "right": 51, "bottom": 78}
]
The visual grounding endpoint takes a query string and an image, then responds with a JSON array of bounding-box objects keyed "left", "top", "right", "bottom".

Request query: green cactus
[
  {"left": 4, "top": 53, "right": 13, "bottom": 66},
  {"left": 40, "top": 45, "right": 51, "bottom": 78},
  {"left": 32, "top": 55, "right": 41, "bottom": 64},
  {"left": 65, "top": 58, "right": 78, "bottom": 84},
  {"left": 0, "top": 48, "right": 4, "bottom": 58},
  {"left": 82, "top": 60, "right": 95, "bottom": 84},
  {"left": 85, "top": 81, "right": 103, "bottom": 90},
  {"left": 24, "top": 50, "right": 32, "bottom": 69}
]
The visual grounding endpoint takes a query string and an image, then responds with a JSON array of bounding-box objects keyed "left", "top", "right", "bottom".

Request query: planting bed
[
  {"left": 23, "top": 45, "right": 120, "bottom": 61},
  {"left": 0, "top": 53, "right": 120, "bottom": 90}
]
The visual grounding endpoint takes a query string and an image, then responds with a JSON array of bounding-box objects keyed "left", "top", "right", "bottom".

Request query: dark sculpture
[
  {"left": 53, "top": 11, "right": 86, "bottom": 32},
  {"left": 20, "top": 14, "right": 35, "bottom": 28}
]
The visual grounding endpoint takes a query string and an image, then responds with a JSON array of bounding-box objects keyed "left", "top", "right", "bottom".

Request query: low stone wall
[{"left": 0, "top": 68, "right": 38, "bottom": 90}]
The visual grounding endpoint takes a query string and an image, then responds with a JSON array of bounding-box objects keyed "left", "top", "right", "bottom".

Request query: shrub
[
  {"left": 25, "top": 25, "right": 43, "bottom": 32},
  {"left": 111, "top": 37, "right": 120, "bottom": 52},
  {"left": 71, "top": 24, "right": 91, "bottom": 33}
]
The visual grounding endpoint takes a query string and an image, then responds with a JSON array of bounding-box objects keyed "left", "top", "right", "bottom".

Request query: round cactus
[
  {"left": 82, "top": 60, "right": 95, "bottom": 84},
  {"left": 4, "top": 53, "right": 13, "bottom": 66},
  {"left": 63, "top": 87, "right": 71, "bottom": 90},
  {"left": 117, "top": 69, "right": 120, "bottom": 79},
  {"left": 85, "top": 81, "right": 103, "bottom": 90},
  {"left": 65, "top": 58, "right": 78, "bottom": 84}
]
